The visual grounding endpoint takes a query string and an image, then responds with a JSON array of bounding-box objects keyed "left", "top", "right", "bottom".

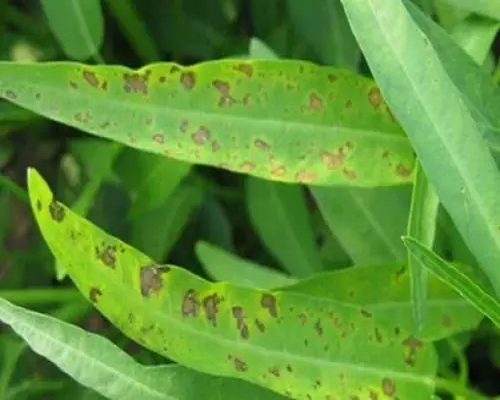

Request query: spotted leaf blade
[
  {"left": 0, "top": 60, "right": 414, "bottom": 187},
  {"left": 28, "top": 168, "right": 437, "bottom": 400}
]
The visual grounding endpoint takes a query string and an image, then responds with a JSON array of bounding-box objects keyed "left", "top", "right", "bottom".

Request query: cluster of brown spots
[
  {"left": 321, "top": 152, "right": 343, "bottom": 170},
  {"left": 152, "top": 134, "right": 165, "bottom": 144},
  {"left": 140, "top": 264, "right": 171, "bottom": 297},
  {"left": 69, "top": 81, "right": 78, "bottom": 89},
  {"left": 232, "top": 306, "right": 249, "bottom": 339},
  {"left": 89, "top": 287, "right": 102, "bottom": 304},
  {"left": 295, "top": 170, "right": 317, "bottom": 184},
  {"left": 212, "top": 80, "right": 235, "bottom": 107},
  {"left": 234, "top": 63, "right": 254, "bottom": 78},
  {"left": 96, "top": 244, "right": 116, "bottom": 268},
  {"left": 123, "top": 71, "right": 150, "bottom": 95},
  {"left": 49, "top": 199, "right": 65, "bottom": 222},
  {"left": 4, "top": 90, "right": 17, "bottom": 100},
  {"left": 374, "top": 327, "right": 383, "bottom": 344},
  {"left": 261, "top": 293, "right": 278, "bottom": 318},
  {"left": 180, "top": 71, "right": 196, "bottom": 90},
  {"left": 241, "top": 162, "right": 256, "bottom": 172},
  {"left": 271, "top": 165, "right": 286, "bottom": 177},
  {"left": 360, "top": 309, "right": 372, "bottom": 318},
  {"left": 180, "top": 118, "right": 189, "bottom": 133},
  {"left": 83, "top": 70, "right": 99, "bottom": 88},
  {"left": 203, "top": 293, "right": 222, "bottom": 326},
  {"left": 315, "top": 319, "right": 323, "bottom": 336},
  {"left": 343, "top": 168, "right": 357, "bottom": 180},
  {"left": 74, "top": 112, "right": 91, "bottom": 123},
  {"left": 182, "top": 289, "right": 200, "bottom": 317},
  {"left": 191, "top": 126, "right": 211, "bottom": 145},
  {"left": 228, "top": 355, "right": 247, "bottom": 372},
  {"left": 254, "top": 318, "right": 265, "bottom": 333},
  {"left": 382, "top": 378, "right": 396, "bottom": 396},
  {"left": 298, "top": 313, "right": 308, "bottom": 325},
  {"left": 254, "top": 139, "right": 271, "bottom": 151},
  {"left": 368, "top": 87, "right": 382, "bottom": 109},
  {"left": 309, "top": 92, "right": 323, "bottom": 111},
  {"left": 269, "top": 366, "right": 280, "bottom": 377},
  {"left": 402, "top": 336, "right": 423, "bottom": 366},
  {"left": 211, "top": 141, "right": 221, "bottom": 152},
  {"left": 396, "top": 163, "right": 412, "bottom": 177}
]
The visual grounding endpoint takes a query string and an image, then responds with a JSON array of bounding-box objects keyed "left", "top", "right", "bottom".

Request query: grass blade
[
  {"left": 339, "top": 0, "right": 500, "bottom": 294},
  {"left": 27, "top": 167, "right": 437, "bottom": 399}
]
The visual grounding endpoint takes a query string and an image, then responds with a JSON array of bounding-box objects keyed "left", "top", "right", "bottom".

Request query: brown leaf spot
[
  {"left": 74, "top": 112, "right": 91, "bottom": 123},
  {"left": 241, "top": 161, "right": 256, "bottom": 172},
  {"left": 232, "top": 306, "right": 249, "bottom": 339},
  {"left": 402, "top": 336, "right": 423, "bottom": 366},
  {"left": 159, "top": 76, "right": 167, "bottom": 83},
  {"left": 234, "top": 63, "right": 254, "bottom": 78},
  {"left": 123, "top": 72, "right": 149, "bottom": 95},
  {"left": 212, "top": 141, "right": 221, "bottom": 152},
  {"left": 96, "top": 245, "right": 116, "bottom": 268},
  {"left": 5, "top": 90, "right": 17, "bottom": 99},
  {"left": 309, "top": 93, "right": 323, "bottom": 111},
  {"left": 396, "top": 163, "right": 413, "bottom": 177},
  {"left": 271, "top": 165, "right": 286, "bottom": 177},
  {"left": 328, "top": 74, "right": 337, "bottom": 83},
  {"left": 382, "top": 378, "right": 396, "bottom": 396},
  {"left": 321, "top": 151, "right": 343, "bottom": 169},
  {"left": 182, "top": 289, "right": 200, "bottom": 317},
  {"left": 203, "top": 294, "right": 221, "bottom": 326},
  {"left": 170, "top": 66, "right": 180, "bottom": 74},
  {"left": 441, "top": 314, "right": 452, "bottom": 328},
  {"left": 269, "top": 366, "right": 280, "bottom": 377},
  {"left": 360, "top": 309, "right": 372, "bottom": 318},
  {"left": 254, "top": 139, "right": 271, "bottom": 151},
  {"left": 101, "top": 81, "right": 108, "bottom": 91},
  {"left": 69, "top": 81, "right": 78, "bottom": 89},
  {"left": 295, "top": 170, "right": 317, "bottom": 183},
  {"left": 374, "top": 327, "right": 383, "bottom": 343},
  {"left": 49, "top": 199, "right": 65, "bottom": 222},
  {"left": 180, "top": 118, "right": 189, "bottom": 133},
  {"left": 255, "top": 318, "right": 265, "bottom": 333},
  {"left": 261, "top": 293, "right": 278, "bottom": 318},
  {"left": 315, "top": 319, "right": 324, "bottom": 336},
  {"left": 140, "top": 264, "right": 171, "bottom": 297},
  {"left": 83, "top": 70, "right": 99, "bottom": 87},
  {"left": 180, "top": 71, "right": 196, "bottom": 90},
  {"left": 212, "top": 80, "right": 235, "bottom": 106},
  {"left": 191, "top": 126, "right": 211, "bottom": 145},
  {"left": 368, "top": 87, "right": 382, "bottom": 108},
  {"left": 298, "top": 313, "right": 308, "bottom": 325},
  {"left": 286, "top": 364, "right": 293, "bottom": 373},
  {"left": 36, "top": 199, "right": 42, "bottom": 211},
  {"left": 243, "top": 94, "right": 251, "bottom": 106},
  {"left": 369, "top": 391, "right": 378, "bottom": 400},
  {"left": 345, "top": 99, "right": 353, "bottom": 109},
  {"left": 89, "top": 287, "right": 102, "bottom": 304},
  {"left": 343, "top": 168, "right": 357, "bottom": 180},
  {"left": 152, "top": 134, "right": 164, "bottom": 144},
  {"left": 233, "top": 357, "right": 247, "bottom": 372}
]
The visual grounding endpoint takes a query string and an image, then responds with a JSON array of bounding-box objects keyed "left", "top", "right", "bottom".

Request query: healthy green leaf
[
  {"left": 195, "top": 241, "right": 296, "bottom": 289},
  {"left": 339, "top": 0, "right": 500, "bottom": 294},
  {"left": 0, "top": 59, "right": 414, "bottom": 187},
  {"left": 246, "top": 177, "right": 323, "bottom": 277},
  {"left": 406, "top": 163, "right": 439, "bottom": 331},
  {"left": 40, "top": 0, "right": 104, "bottom": 61},
  {"left": 403, "top": 236, "right": 499, "bottom": 327},
  {"left": 443, "top": 0, "right": 500, "bottom": 21},
  {"left": 27, "top": 167, "right": 438, "bottom": 400},
  {"left": 0, "top": 296, "right": 285, "bottom": 400},
  {"left": 284, "top": 263, "right": 482, "bottom": 341},
  {"left": 311, "top": 186, "right": 410, "bottom": 265}
]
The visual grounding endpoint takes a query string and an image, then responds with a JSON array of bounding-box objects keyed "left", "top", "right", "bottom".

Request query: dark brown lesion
[
  {"left": 203, "top": 293, "right": 221, "bottom": 326},
  {"left": 182, "top": 289, "right": 200, "bottom": 317},
  {"left": 140, "top": 264, "right": 171, "bottom": 297},
  {"left": 261, "top": 293, "right": 278, "bottom": 318},
  {"left": 49, "top": 199, "right": 65, "bottom": 222},
  {"left": 95, "top": 244, "right": 117, "bottom": 268}
]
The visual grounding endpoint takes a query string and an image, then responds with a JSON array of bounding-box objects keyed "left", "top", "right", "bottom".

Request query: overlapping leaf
[{"left": 27, "top": 167, "right": 437, "bottom": 400}]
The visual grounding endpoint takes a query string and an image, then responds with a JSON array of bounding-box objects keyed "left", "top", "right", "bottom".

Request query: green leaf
[
  {"left": 40, "top": 0, "right": 104, "bottom": 61},
  {"left": 0, "top": 59, "right": 414, "bottom": 187},
  {"left": 311, "top": 186, "right": 410, "bottom": 265},
  {"left": 339, "top": 0, "right": 500, "bottom": 295},
  {"left": 246, "top": 177, "right": 323, "bottom": 277},
  {"left": 402, "top": 236, "right": 500, "bottom": 327},
  {"left": 442, "top": 0, "right": 500, "bottom": 21},
  {"left": 195, "top": 241, "right": 296, "bottom": 289},
  {"left": 406, "top": 163, "right": 440, "bottom": 331},
  {"left": 27, "top": 167, "right": 438, "bottom": 400},
  {"left": 284, "top": 263, "right": 482, "bottom": 341},
  {"left": 0, "top": 296, "right": 285, "bottom": 400},
  {"left": 248, "top": 38, "right": 279, "bottom": 59},
  {"left": 285, "top": 0, "right": 360, "bottom": 68}
]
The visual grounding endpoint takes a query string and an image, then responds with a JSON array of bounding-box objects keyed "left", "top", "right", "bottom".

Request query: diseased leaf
[
  {"left": 195, "top": 241, "right": 296, "bottom": 289},
  {"left": 41, "top": 0, "right": 104, "bottom": 60},
  {"left": 339, "top": 0, "right": 500, "bottom": 295},
  {"left": 0, "top": 296, "right": 285, "bottom": 400},
  {"left": 246, "top": 177, "right": 323, "bottom": 277},
  {"left": 311, "top": 186, "right": 410, "bottom": 265},
  {"left": 0, "top": 60, "right": 414, "bottom": 187},
  {"left": 27, "top": 167, "right": 438, "bottom": 400}
]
